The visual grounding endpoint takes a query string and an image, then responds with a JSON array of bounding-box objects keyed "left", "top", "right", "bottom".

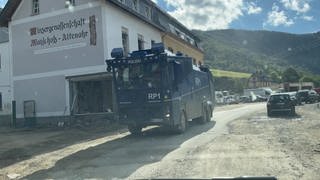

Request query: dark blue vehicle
[{"left": 106, "top": 43, "right": 215, "bottom": 135}]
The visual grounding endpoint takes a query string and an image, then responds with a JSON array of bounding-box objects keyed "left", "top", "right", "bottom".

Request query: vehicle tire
[
  {"left": 205, "top": 107, "right": 211, "bottom": 122},
  {"left": 290, "top": 107, "right": 296, "bottom": 116},
  {"left": 267, "top": 108, "right": 272, "bottom": 117},
  {"left": 128, "top": 125, "right": 142, "bottom": 135},
  {"left": 207, "top": 106, "right": 213, "bottom": 122},
  {"left": 176, "top": 111, "right": 187, "bottom": 134},
  {"left": 198, "top": 106, "right": 208, "bottom": 124}
]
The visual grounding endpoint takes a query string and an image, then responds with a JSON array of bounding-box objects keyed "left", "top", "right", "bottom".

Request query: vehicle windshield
[{"left": 115, "top": 62, "right": 162, "bottom": 89}]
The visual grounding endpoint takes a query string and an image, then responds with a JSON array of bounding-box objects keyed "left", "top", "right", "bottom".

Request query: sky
[
  {"left": 153, "top": 0, "right": 320, "bottom": 34},
  {"left": 1, "top": 0, "right": 319, "bottom": 34}
]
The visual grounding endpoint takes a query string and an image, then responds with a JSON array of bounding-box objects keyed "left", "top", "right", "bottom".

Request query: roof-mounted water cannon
[
  {"left": 129, "top": 42, "right": 165, "bottom": 58},
  {"left": 106, "top": 48, "right": 124, "bottom": 72},
  {"left": 111, "top": 48, "right": 124, "bottom": 59},
  {"left": 151, "top": 42, "right": 165, "bottom": 54},
  {"left": 199, "top": 64, "right": 211, "bottom": 73},
  {"left": 130, "top": 50, "right": 148, "bottom": 58},
  {"left": 176, "top": 51, "right": 183, "bottom": 56}
]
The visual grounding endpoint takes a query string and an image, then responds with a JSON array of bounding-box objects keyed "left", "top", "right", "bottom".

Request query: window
[
  {"left": 133, "top": 0, "right": 139, "bottom": 11},
  {"left": 138, "top": 34, "right": 144, "bottom": 50},
  {"left": 122, "top": 27, "right": 129, "bottom": 57},
  {"left": 175, "top": 29, "right": 181, "bottom": 36},
  {"left": 66, "top": 0, "right": 75, "bottom": 7},
  {"left": 32, "top": 0, "right": 39, "bottom": 15},
  {"left": 168, "top": 47, "right": 174, "bottom": 53},
  {"left": 0, "top": 93, "right": 2, "bottom": 111},
  {"left": 186, "top": 37, "right": 191, "bottom": 43},
  {"left": 144, "top": 6, "right": 151, "bottom": 19}
]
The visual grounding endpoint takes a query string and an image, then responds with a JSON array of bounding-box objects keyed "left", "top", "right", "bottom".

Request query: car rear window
[{"left": 269, "top": 95, "right": 290, "bottom": 103}]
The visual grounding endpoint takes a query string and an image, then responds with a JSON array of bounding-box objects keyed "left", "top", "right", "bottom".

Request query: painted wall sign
[
  {"left": 29, "top": 16, "right": 97, "bottom": 48},
  {"left": 11, "top": 6, "right": 104, "bottom": 76}
]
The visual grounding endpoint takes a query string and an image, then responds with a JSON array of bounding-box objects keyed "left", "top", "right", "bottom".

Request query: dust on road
[
  {"left": 188, "top": 103, "right": 320, "bottom": 180},
  {"left": 0, "top": 103, "right": 319, "bottom": 180}
]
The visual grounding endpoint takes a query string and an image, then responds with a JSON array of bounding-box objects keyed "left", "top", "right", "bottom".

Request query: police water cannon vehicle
[{"left": 106, "top": 43, "right": 215, "bottom": 135}]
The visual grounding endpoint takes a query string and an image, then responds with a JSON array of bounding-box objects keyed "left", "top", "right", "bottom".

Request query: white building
[
  {"left": 0, "top": 0, "right": 202, "bottom": 122},
  {"left": 0, "top": 27, "right": 11, "bottom": 116}
]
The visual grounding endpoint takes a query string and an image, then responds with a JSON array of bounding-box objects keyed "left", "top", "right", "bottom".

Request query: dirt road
[{"left": 1, "top": 103, "right": 319, "bottom": 179}]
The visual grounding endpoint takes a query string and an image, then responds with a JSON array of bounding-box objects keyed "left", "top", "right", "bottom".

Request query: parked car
[
  {"left": 288, "top": 92, "right": 298, "bottom": 105},
  {"left": 256, "top": 95, "right": 268, "bottom": 102},
  {"left": 225, "top": 95, "right": 239, "bottom": 104},
  {"left": 315, "top": 88, "right": 320, "bottom": 101},
  {"left": 239, "top": 96, "right": 251, "bottom": 103},
  {"left": 267, "top": 93, "right": 295, "bottom": 116},
  {"left": 296, "top": 90, "right": 309, "bottom": 105},
  {"left": 307, "top": 90, "right": 319, "bottom": 103}
]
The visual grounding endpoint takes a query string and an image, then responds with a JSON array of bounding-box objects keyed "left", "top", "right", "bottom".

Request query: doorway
[{"left": 69, "top": 73, "right": 114, "bottom": 115}]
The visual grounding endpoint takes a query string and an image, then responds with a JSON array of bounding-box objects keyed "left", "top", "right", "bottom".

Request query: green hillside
[{"left": 193, "top": 29, "right": 320, "bottom": 75}]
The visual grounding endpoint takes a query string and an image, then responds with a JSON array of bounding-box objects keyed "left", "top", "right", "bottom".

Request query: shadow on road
[
  {"left": 26, "top": 121, "right": 215, "bottom": 179},
  {"left": 0, "top": 125, "right": 127, "bottom": 169},
  {"left": 268, "top": 112, "right": 302, "bottom": 120}
]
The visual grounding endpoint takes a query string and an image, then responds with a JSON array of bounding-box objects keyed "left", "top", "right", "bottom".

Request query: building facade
[
  {"left": 0, "top": 0, "right": 203, "bottom": 120},
  {"left": 0, "top": 27, "right": 11, "bottom": 116},
  {"left": 247, "top": 71, "right": 274, "bottom": 89}
]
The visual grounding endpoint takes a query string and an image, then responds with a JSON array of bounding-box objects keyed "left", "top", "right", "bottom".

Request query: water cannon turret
[{"left": 111, "top": 48, "right": 124, "bottom": 59}]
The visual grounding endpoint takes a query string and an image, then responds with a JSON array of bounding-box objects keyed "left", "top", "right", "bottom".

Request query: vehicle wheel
[
  {"left": 205, "top": 107, "right": 212, "bottom": 122},
  {"left": 128, "top": 125, "right": 142, "bottom": 135},
  {"left": 198, "top": 106, "right": 208, "bottom": 124},
  {"left": 207, "top": 106, "right": 213, "bottom": 122},
  {"left": 267, "top": 109, "right": 272, "bottom": 117},
  {"left": 176, "top": 111, "right": 187, "bottom": 134},
  {"left": 290, "top": 107, "right": 296, "bottom": 116}
]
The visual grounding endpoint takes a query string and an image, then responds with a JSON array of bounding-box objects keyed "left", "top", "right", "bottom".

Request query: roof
[
  {"left": 107, "top": 0, "right": 166, "bottom": 32},
  {"left": 0, "top": 0, "right": 200, "bottom": 43},
  {"left": 0, "top": 0, "right": 22, "bottom": 27},
  {"left": 0, "top": 27, "right": 9, "bottom": 43},
  {"left": 146, "top": 0, "right": 200, "bottom": 42},
  {"left": 108, "top": 0, "right": 200, "bottom": 42},
  {"left": 0, "top": 0, "right": 202, "bottom": 52}
]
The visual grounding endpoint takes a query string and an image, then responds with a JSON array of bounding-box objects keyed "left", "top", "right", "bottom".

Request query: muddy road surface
[
  {"left": 1, "top": 102, "right": 319, "bottom": 179},
  {"left": 23, "top": 103, "right": 264, "bottom": 179}
]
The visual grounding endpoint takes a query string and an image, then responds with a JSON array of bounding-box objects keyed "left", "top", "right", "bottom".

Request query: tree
[
  {"left": 282, "top": 67, "right": 301, "bottom": 83},
  {"left": 300, "top": 76, "right": 314, "bottom": 82}
]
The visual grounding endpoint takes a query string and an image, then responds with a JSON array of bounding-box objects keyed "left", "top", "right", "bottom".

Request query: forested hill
[{"left": 193, "top": 29, "right": 320, "bottom": 75}]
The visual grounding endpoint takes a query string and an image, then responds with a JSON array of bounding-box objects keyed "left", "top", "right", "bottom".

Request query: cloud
[
  {"left": 301, "top": 15, "right": 314, "bottom": 21},
  {"left": 162, "top": 0, "right": 244, "bottom": 30},
  {"left": 265, "top": 4, "right": 294, "bottom": 27},
  {"left": 280, "top": 0, "right": 310, "bottom": 13},
  {"left": 246, "top": 2, "right": 262, "bottom": 15}
]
